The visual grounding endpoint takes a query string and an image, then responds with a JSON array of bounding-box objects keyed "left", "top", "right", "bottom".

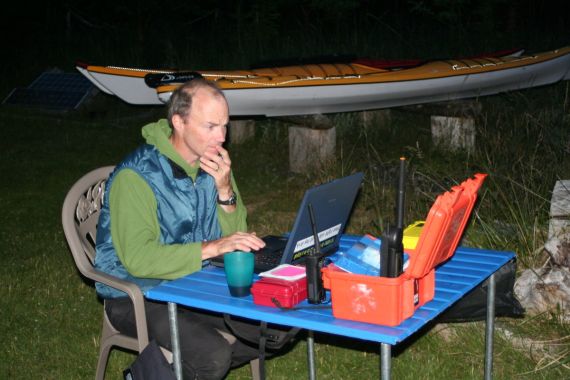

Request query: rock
[
  {"left": 514, "top": 267, "right": 570, "bottom": 320},
  {"left": 546, "top": 180, "right": 570, "bottom": 267}
]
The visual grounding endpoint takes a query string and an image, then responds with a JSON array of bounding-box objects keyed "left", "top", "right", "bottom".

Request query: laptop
[{"left": 210, "top": 172, "right": 364, "bottom": 273}]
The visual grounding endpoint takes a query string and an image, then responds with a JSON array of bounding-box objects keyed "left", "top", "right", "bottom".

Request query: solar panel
[{"left": 2, "top": 70, "right": 96, "bottom": 111}]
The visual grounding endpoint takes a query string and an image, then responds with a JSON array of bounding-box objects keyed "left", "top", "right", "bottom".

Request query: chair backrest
[
  {"left": 62, "top": 166, "right": 114, "bottom": 279},
  {"left": 63, "top": 166, "right": 152, "bottom": 353}
]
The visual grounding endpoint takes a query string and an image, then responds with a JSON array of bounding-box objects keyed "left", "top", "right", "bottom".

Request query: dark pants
[{"left": 105, "top": 298, "right": 260, "bottom": 380}]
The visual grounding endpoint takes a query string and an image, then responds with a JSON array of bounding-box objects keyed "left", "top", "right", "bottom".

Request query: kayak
[{"left": 76, "top": 46, "right": 570, "bottom": 116}]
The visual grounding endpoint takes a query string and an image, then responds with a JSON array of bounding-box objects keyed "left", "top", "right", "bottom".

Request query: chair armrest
[{"left": 88, "top": 269, "right": 150, "bottom": 351}]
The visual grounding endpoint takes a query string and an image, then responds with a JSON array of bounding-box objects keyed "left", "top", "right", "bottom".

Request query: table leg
[
  {"left": 380, "top": 343, "right": 391, "bottom": 380},
  {"left": 484, "top": 273, "right": 496, "bottom": 380},
  {"left": 168, "top": 302, "right": 183, "bottom": 380},
  {"left": 307, "top": 330, "right": 316, "bottom": 380}
]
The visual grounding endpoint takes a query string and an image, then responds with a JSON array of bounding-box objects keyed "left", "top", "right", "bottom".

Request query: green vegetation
[
  {"left": 1, "top": 81, "right": 569, "bottom": 378},
  {"left": 1, "top": 1, "right": 569, "bottom": 378}
]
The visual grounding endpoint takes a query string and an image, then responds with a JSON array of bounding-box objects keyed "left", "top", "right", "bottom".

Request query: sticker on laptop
[{"left": 293, "top": 224, "right": 341, "bottom": 253}]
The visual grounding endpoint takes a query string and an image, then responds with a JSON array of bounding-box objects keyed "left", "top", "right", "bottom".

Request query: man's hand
[
  {"left": 201, "top": 232, "right": 266, "bottom": 260},
  {"left": 199, "top": 145, "right": 233, "bottom": 200}
]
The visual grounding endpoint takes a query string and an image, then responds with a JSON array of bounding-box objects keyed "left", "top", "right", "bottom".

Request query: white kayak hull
[
  {"left": 216, "top": 53, "right": 570, "bottom": 116},
  {"left": 78, "top": 47, "right": 570, "bottom": 116}
]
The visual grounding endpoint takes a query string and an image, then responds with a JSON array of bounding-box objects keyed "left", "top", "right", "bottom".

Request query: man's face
[{"left": 173, "top": 89, "right": 229, "bottom": 164}]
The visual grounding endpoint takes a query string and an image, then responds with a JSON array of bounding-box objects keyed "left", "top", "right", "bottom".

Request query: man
[{"left": 95, "top": 78, "right": 266, "bottom": 379}]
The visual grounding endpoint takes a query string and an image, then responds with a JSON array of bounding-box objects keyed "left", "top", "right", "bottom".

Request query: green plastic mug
[{"left": 223, "top": 251, "right": 255, "bottom": 297}]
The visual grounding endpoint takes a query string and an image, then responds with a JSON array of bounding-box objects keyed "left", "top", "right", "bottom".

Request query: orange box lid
[{"left": 404, "top": 173, "right": 487, "bottom": 279}]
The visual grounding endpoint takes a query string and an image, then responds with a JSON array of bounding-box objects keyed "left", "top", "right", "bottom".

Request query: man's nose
[{"left": 216, "top": 126, "right": 226, "bottom": 142}]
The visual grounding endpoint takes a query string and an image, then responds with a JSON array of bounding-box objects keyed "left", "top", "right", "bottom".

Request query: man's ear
[{"left": 171, "top": 114, "right": 184, "bottom": 134}]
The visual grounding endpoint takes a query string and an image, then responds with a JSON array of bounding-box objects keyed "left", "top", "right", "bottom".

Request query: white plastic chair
[{"left": 62, "top": 166, "right": 260, "bottom": 379}]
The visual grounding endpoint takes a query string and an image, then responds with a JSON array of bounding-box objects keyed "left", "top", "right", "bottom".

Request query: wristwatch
[{"left": 217, "top": 190, "right": 237, "bottom": 206}]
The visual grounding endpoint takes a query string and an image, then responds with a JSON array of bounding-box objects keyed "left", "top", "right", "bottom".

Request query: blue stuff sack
[{"left": 331, "top": 235, "right": 408, "bottom": 276}]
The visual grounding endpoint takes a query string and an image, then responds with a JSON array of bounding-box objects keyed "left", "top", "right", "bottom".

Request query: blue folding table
[{"left": 146, "top": 235, "right": 515, "bottom": 380}]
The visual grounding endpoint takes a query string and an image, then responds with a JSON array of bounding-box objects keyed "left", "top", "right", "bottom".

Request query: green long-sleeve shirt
[{"left": 108, "top": 119, "right": 247, "bottom": 280}]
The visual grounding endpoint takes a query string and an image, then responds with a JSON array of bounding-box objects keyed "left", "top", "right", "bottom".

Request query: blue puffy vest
[{"left": 94, "top": 144, "right": 222, "bottom": 298}]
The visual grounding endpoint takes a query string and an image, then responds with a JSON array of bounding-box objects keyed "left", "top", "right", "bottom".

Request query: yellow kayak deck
[{"left": 84, "top": 47, "right": 570, "bottom": 92}]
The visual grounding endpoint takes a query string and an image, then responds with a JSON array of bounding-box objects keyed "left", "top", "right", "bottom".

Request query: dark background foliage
[{"left": 2, "top": 0, "right": 568, "bottom": 97}]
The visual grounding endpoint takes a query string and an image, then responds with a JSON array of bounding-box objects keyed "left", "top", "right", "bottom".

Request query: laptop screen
[{"left": 279, "top": 171, "right": 364, "bottom": 265}]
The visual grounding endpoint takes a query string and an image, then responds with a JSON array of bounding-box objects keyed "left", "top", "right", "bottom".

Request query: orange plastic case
[{"left": 322, "top": 173, "right": 487, "bottom": 326}]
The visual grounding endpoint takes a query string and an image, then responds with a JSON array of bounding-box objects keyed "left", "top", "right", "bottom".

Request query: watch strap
[{"left": 217, "top": 190, "right": 237, "bottom": 205}]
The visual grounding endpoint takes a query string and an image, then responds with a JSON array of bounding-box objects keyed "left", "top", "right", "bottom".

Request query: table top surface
[{"left": 146, "top": 235, "right": 515, "bottom": 345}]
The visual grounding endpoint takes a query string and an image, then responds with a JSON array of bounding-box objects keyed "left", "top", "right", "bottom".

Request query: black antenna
[
  {"left": 393, "top": 158, "right": 406, "bottom": 275},
  {"left": 397, "top": 157, "right": 406, "bottom": 230},
  {"left": 380, "top": 157, "right": 406, "bottom": 278},
  {"left": 306, "top": 203, "right": 326, "bottom": 304},
  {"left": 308, "top": 203, "right": 321, "bottom": 256}
]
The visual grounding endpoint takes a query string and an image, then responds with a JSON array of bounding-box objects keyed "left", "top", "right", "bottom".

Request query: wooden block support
[
  {"left": 359, "top": 109, "right": 392, "bottom": 127},
  {"left": 418, "top": 100, "right": 482, "bottom": 118},
  {"left": 228, "top": 119, "right": 255, "bottom": 145},
  {"left": 278, "top": 114, "right": 332, "bottom": 129},
  {"left": 430, "top": 115, "right": 475, "bottom": 154},
  {"left": 288, "top": 125, "right": 336, "bottom": 173}
]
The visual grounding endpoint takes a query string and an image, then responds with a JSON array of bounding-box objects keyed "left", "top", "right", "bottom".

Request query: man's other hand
[{"left": 201, "top": 232, "right": 266, "bottom": 259}]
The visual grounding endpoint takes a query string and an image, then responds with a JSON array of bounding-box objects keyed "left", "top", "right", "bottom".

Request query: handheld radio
[{"left": 306, "top": 203, "right": 326, "bottom": 304}]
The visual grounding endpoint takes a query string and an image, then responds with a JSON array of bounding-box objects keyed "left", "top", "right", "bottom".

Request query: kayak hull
[{"left": 77, "top": 47, "right": 570, "bottom": 116}]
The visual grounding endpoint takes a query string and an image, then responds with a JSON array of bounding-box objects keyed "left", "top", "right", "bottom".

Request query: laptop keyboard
[
  {"left": 254, "top": 252, "right": 281, "bottom": 268},
  {"left": 208, "top": 235, "right": 287, "bottom": 272}
]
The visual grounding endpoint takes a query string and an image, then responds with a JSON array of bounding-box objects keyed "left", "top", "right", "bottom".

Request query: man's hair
[{"left": 167, "top": 78, "right": 226, "bottom": 127}]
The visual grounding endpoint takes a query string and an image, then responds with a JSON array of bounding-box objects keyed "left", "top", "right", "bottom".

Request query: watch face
[{"left": 218, "top": 191, "right": 237, "bottom": 205}]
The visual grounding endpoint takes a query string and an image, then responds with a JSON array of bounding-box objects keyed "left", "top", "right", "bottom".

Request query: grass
[
  {"left": 1, "top": 79, "right": 569, "bottom": 379},
  {"left": 1, "top": 4, "right": 568, "bottom": 377}
]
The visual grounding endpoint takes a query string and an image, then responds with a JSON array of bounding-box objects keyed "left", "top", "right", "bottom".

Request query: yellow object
[{"left": 403, "top": 221, "right": 425, "bottom": 250}]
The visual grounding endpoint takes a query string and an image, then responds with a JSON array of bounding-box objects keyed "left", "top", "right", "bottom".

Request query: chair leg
[
  {"left": 96, "top": 312, "right": 116, "bottom": 380},
  {"left": 250, "top": 358, "right": 261, "bottom": 380},
  {"left": 96, "top": 343, "right": 112, "bottom": 380},
  {"left": 95, "top": 307, "right": 123, "bottom": 380}
]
